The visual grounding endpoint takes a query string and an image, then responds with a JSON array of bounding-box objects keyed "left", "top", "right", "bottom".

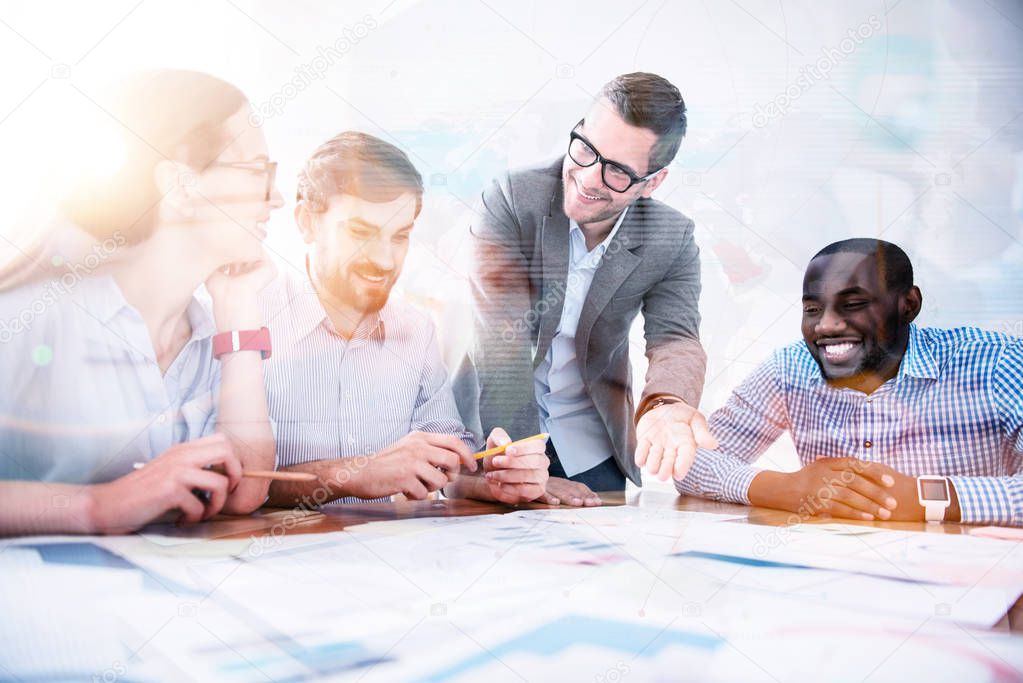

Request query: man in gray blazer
[{"left": 463, "top": 72, "right": 717, "bottom": 504}]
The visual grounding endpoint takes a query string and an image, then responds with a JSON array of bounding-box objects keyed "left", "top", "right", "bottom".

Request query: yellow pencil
[
  {"left": 132, "top": 462, "right": 316, "bottom": 482},
  {"left": 472, "top": 433, "right": 549, "bottom": 460}
]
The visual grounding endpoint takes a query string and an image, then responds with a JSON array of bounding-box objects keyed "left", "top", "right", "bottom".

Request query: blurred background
[{"left": 1, "top": 0, "right": 1020, "bottom": 484}]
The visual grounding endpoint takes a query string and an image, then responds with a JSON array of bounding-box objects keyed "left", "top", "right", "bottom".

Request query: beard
[
  {"left": 319, "top": 262, "right": 393, "bottom": 315},
  {"left": 856, "top": 342, "right": 894, "bottom": 376},
  {"left": 817, "top": 342, "right": 890, "bottom": 381},
  {"left": 814, "top": 313, "right": 907, "bottom": 384}
]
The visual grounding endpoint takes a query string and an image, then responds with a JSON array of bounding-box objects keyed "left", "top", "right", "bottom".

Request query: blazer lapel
[
  {"left": 534, "top": 197, "right": 570, "bottom": 368},
  {"left": 575, "top": 211, "right": 642, "bottom": 370}
]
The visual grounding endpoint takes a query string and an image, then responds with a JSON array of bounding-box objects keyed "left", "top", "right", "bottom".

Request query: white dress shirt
[{"left": 0, "top": 275, "right": 220, "bottom": 484}]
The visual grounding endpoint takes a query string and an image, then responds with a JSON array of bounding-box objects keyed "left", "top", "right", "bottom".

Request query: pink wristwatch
[{"left": 212, "top": 327, "right": 272, "bottom": 360}]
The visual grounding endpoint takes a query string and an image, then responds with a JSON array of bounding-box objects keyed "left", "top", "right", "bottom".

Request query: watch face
[{"left": 920, "top": 479, "right": 950, "bottom": 502}]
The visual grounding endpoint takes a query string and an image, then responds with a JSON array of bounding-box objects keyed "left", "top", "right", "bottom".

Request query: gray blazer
[{"left": 458, "top": 157, "right": 706, "bottom": 485}]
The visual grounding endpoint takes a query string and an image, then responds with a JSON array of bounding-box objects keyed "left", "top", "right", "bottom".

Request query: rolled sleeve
[
  {"left": 675, "top": 354, "right": 788, "bottom": 503},
  {"left": 677, "top": 449, "right": 761, "bottom": 504},
  {"left": 950, "top": 476, "right": 1023, "bottom": 526}
]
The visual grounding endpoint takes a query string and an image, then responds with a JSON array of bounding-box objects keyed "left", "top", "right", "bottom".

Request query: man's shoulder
[
  {"left": 629, "top": 197, "right": 694, "bottom": 236},
  {"left": 919, "top": 324, "right": 1017, "bottom": 346},
  {"left": 918, "top": 325, "right": 1023, "bottom": 370},
  {"left": 490, "top": 157, "right": 561, "bottom": 206},
  {"left": 503, "top": 157, "right": 563, "bottom": 191}
]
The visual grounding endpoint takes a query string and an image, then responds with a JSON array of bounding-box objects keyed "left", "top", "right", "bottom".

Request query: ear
[
  {"left": 900, "top": 285, "right": 923, "bottom": 324},
  {"left": 294, "top": 201, "right": 317, "bottom": 245},
  {"left": 154, "top": 159, "right": 196, "bottom": 218},
  {"left": 639, "top": 167, "right": 669, "bottom": 198}
]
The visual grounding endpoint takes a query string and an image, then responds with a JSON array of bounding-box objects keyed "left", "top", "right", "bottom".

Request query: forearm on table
[
  {"left": 266, "top": 459, "right": 359, "bottom": 508},
  {"left": 0, "top": 481, "right": 97, "bottom": 536},
  {"left": 747, "top": 470, "right": 792, "bottom": 510},
  {"left": 677, "top": 448, "right": 761, "bottom": 505},
  {"left": 217, "top": 350, "right": 275, "bottom": 513}
]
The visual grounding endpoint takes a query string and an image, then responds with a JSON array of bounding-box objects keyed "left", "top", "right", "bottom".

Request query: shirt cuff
[
  {"left": 676, "top": 449, "right": 760, "bottom": 505},
  {"left": 721, "top": 464, "right": 760, "bottom": 505},
  {"left": 948, "top": 476, "right": 1020, "bottom": 526}
]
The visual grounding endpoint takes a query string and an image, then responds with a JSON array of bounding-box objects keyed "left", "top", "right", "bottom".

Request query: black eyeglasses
[
  {"left": 567, "top": 127, "right": 658, "bottom": 193},
  {"left": 207, "top": 159, "right": 278, "bottom": 201}
]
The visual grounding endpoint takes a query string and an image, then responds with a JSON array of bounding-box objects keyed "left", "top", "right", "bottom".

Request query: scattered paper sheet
[{"left": 4, "top": 504, "right": 1023, "bottom": 681}]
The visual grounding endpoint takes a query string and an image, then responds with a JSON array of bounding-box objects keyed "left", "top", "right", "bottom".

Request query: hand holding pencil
[
  {"left": 87, "top": 434, "right": 248, "bottom": 533},
  {"left": 471, "top": 432, "right": 549, "bottom": 460},
  {"left": 477, "top": 429, "right": 551, "bottom": 505}
]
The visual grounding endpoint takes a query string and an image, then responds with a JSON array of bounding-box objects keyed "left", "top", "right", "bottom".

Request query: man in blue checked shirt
[{"left": 677, "top": 238, "right": 1023, "bottom": 526}]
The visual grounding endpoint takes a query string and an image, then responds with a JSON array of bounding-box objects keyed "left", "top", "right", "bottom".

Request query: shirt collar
[
  {"left": 77, "top": 274, "right": 128, "bottom": 324},
  {"left": 569, "top": 206, "right": 629, "bottom": 265},
  {"left": 896, "top": 323, "right": 940, "bottom": 380},
  {"left": 284, "top": 265, "right": 386, "bottom": 344},
  {"left": 78, "top": 274, "right": 216, "bottom": 341}
]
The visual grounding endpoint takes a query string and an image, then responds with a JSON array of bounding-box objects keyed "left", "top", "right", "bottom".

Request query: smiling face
[
  {"left": 561, "top": 98, "right": 667, "bottom": 233},
  {"left": 299, "top": 192, "right": 417, "bottom": 327},
  {"left": 801, "top": 250, "right": 921, "bottom": 393}
]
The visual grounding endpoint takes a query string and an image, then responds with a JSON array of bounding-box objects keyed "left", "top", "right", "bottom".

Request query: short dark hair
[
  {"left": 599, "top": 72, "right": 687, "bottom": 172},
  {"left": 297, "top": 131, "right": 424, "bottom": 216},
  {"left": 811, "top": 238, "right": 915, "bottom": 293}
]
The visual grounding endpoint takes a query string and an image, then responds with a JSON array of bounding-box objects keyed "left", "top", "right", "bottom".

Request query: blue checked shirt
[{"left": 677, "top": 325, "right": 1023, "bottom": 526}]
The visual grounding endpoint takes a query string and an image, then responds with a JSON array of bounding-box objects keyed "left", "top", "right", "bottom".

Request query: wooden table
[{"left": 223, "top": 490, "right": 1021, "bottom": 631}]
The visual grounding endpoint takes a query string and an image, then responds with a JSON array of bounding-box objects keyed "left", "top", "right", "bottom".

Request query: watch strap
[
  {"left": 637, "top": 395, "right": 683, "bottom": 422},
  {"left": 917, "top": 475, "right": 951, "bottom": 523},
  {"left": 212, "top": 327, "right": 271, "bottom": 360},
  {"left": 923, "top": 501, "right": 947, "bottom": 523}
]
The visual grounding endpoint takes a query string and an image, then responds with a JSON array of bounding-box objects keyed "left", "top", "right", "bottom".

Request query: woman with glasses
[{"left": 0, "top": 70, "right": 282, "bottom": 535}]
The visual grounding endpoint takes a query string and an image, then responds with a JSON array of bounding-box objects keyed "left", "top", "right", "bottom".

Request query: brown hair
[
  {"left": 296, "top": 131, "right": 423, "bottom": 216},
  {"left": 599, "top": 72, "right": 688, "bottom": 172},
  {"left": 0, "top": 69, "right": 248, "bottom": 290}
]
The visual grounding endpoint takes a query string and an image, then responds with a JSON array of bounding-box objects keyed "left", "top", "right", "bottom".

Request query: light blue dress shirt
[
  {"left": 533, "top": 208, "right": 628, "bottom": 477},
  {"left": 0, "top": 274, "right": 220, "bottom": 484}
]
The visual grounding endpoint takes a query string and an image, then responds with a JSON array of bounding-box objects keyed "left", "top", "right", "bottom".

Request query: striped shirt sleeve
[
  {"left": 676, "top": 354, "right": 790, "bottom": 503},
  {"left": 951, "top": 339, "right": 1023, "bottom": 526}
]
